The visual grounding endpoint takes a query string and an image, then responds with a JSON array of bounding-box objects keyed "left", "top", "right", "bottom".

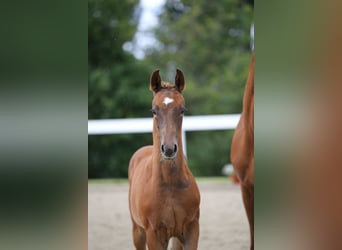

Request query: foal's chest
[
  {"left": 150, "top": 188, "right": 198, "bottom": 234},
  {"left": 156, "top": 199, "right": 189, "bottom": 236}
]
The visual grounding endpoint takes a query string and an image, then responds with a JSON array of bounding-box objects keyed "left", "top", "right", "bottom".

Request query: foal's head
[{"left": 150, "top": 69, "right": 186, "bottom": 160}]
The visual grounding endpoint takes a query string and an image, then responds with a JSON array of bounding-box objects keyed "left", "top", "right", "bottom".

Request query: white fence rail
[{"left": 88, "top": 114, "right": 241, "bottom": 155}]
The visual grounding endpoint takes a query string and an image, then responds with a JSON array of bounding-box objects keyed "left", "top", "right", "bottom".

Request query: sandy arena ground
[{"left": 88, "top": 180, "right": 249, "bottom": 250}]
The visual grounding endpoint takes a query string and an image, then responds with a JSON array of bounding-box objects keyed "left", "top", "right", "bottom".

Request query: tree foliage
[
  {"left": 88, "top": 0, "right": 253, "bottom": 178},
  {"left": 144, "top": 0, "right": 253, "bottom": 175},
  {"left": 88, "top": 0, "right": 153, "bottom": 178}
]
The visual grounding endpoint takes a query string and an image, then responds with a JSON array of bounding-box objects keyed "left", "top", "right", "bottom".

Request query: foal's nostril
[{"left": 161, "top": 143, "right": 178, "bottom": 158}]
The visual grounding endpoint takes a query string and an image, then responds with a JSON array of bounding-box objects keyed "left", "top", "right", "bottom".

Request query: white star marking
[{"left": 163, "top": 97, "right": 174, "bottom": 106}]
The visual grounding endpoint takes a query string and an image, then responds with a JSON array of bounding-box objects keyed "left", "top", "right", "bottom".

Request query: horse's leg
[
  {"left": 146, "top": 228, "right": 168, "bottom": 250},
  {"left": 241, "top": 173, "right": 254, "bottom": 250},
  {"left": 168, "top": 237, "right": 183, "bottom": 250},
  {"left": 183, "top": 217, "right": 199, "bottom": 250},
  {"left": 132, "top": 221, "right": 146, "bottom": 250}
]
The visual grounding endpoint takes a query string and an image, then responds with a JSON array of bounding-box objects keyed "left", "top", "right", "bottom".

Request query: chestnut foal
[{"left": 128, "top": 69, "right": 200, "bottom": 250}]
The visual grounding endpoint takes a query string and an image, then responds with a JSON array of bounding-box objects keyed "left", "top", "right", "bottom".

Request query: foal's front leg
[
  {"left": 132, "top": 222, "right": 146, "bottom": 250},
  {"left": 146, "top": 227, "right": 169, "bottom": 250},
  {"left": 183, "top": 217, "right": 199, "bottom": 250}
]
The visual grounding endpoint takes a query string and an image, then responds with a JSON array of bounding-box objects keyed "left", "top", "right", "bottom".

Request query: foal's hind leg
[
  {"left": 168, "top": 237, "right": 183, "bottom": 250},
  {"left": 241, "top": 176, "right": 254, "bottom": 250},
  {"left": 132, "top": 222, "right": 146, "bottom": 250}
]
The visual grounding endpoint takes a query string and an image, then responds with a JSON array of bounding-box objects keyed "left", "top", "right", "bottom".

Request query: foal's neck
[{"left": 152, "top": 140, "right": 189, "bottom": 188}]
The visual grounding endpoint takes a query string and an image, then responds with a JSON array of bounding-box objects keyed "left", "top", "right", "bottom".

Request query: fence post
[{"left": 182, "top": 129, "right": 187, "bottom": 157}]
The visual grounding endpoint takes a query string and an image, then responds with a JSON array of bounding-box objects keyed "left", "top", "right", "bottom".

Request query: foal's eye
[
  {"left": 151, "top": 109, "right": 157, "bottom": 116},
  {"left": 180, "top": 108, "right": 186, "bottom": 115}
]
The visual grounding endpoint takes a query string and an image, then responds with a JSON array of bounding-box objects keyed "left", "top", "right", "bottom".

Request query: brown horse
[
  {"left": 230, "top": 53, "right": 254, "bottom": 250},
  {"left": 128, "top": 69, "right": 200, "bottom": 250}
]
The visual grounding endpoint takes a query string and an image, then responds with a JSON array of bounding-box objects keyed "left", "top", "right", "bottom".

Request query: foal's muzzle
[{"left": 161, "top": 143, "right": 178, "bottom": 159}]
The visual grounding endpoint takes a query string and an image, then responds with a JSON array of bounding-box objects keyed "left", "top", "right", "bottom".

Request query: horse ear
[
  {"left": 150, "top": 69, "right": 162, "bottom": 93},
  {"left": 175, "top": 69, "right": 185, "bottom": 93}
]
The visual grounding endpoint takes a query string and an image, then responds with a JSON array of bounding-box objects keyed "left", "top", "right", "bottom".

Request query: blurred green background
[
  {"left": 3, "top": 0, "right": 341, "bottom": 248},
  {"left": 88, "top": 0, "right": 253, "bottom": 178}
]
